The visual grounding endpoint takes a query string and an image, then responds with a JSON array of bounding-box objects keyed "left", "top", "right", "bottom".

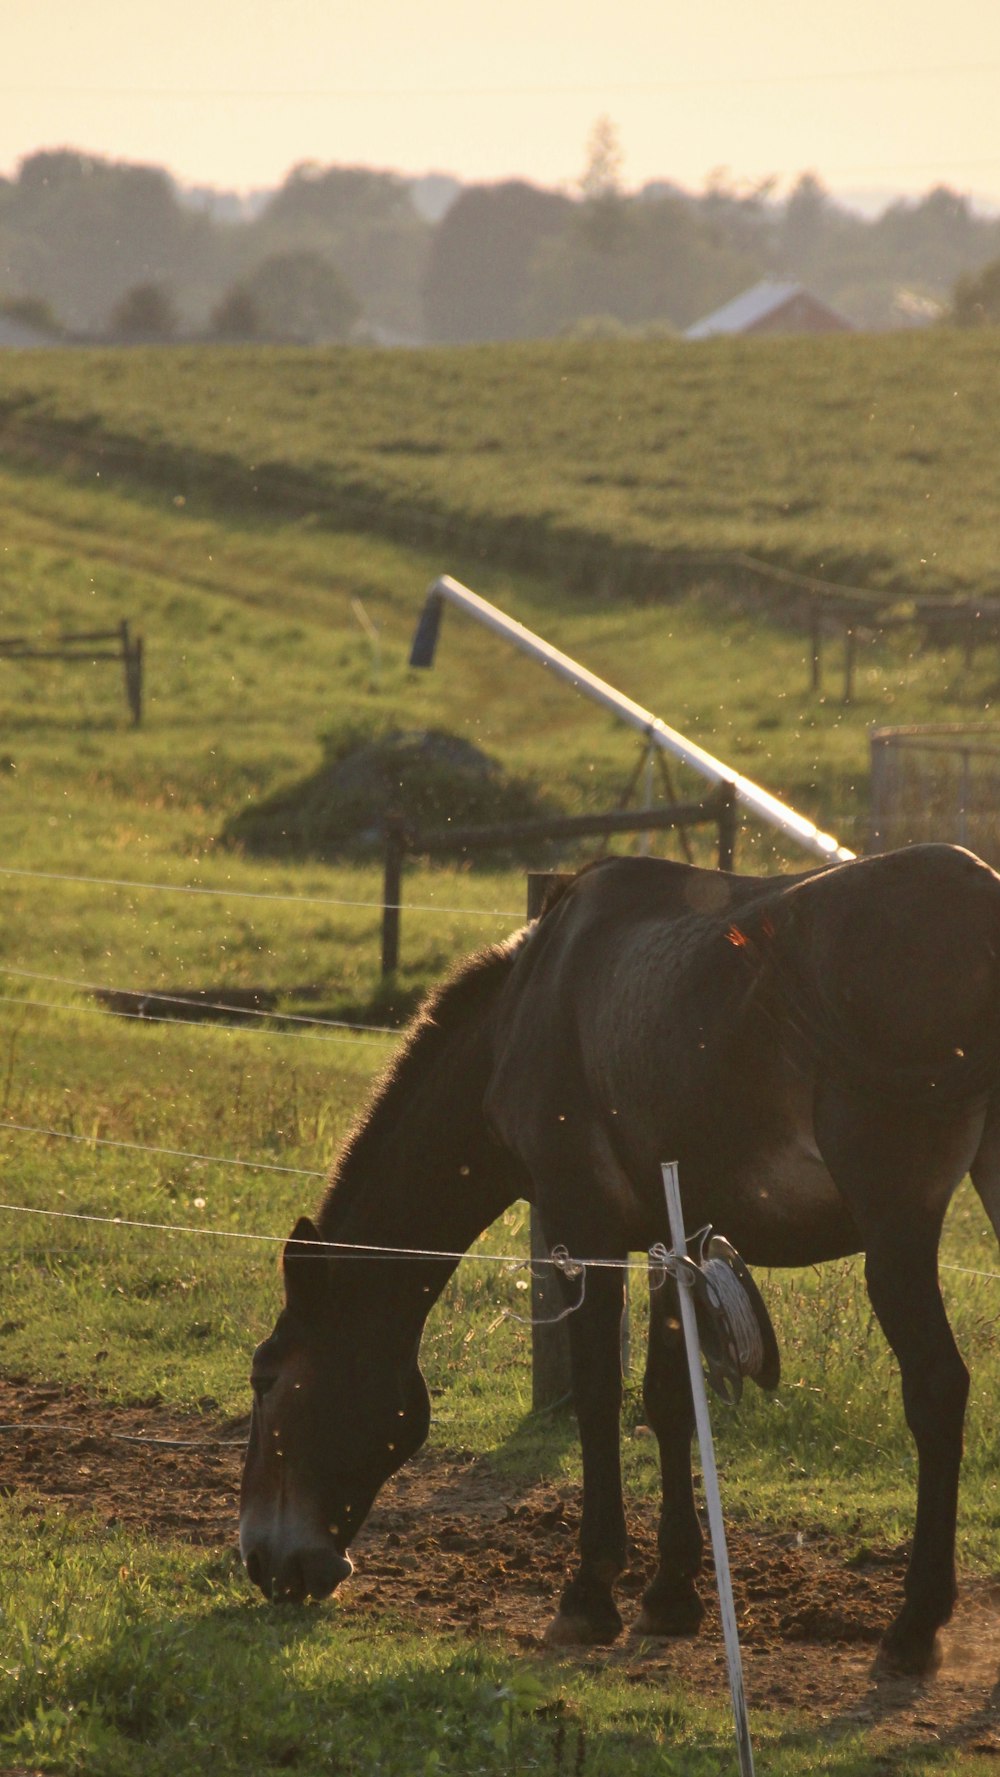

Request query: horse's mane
[{"left": 318, "top": 929, "right": 528, "bottom": 1230}]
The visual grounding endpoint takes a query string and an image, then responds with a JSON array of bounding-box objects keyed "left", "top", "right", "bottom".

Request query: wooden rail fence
[
  {"left": 379, "top": 784, "right": 738, "bottom": 978},
  {"left": 0, "top": 618, "right": 144, "bottom": 724},
  {"left": 803, "top": 593, "right": 1000, "bottom": 703}
]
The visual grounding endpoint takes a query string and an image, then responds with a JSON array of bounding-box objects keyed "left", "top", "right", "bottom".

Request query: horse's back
[
  {"left": 508, "top": 843, "right": 1000, "bottom": 1071},
  {"left": 484, "top": 846, "right": 1000, "bottom": 1257},
  {"left": 485, "top": 855, "right": 809, "bottom": 1245}
]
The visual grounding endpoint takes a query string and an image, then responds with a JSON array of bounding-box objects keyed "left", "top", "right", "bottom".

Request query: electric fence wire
[
  {"left": 0, "top": 964, "right": 400, "bottom": 1039},
  {"left": 0, "top": 862, "right": 524, "bottom": 920},
  {"left": 0, "top": 992, "right": 397, "bottom": 1044},
  {"left": 0, "top": 1118, "right": 995, "bottom": 1285}
]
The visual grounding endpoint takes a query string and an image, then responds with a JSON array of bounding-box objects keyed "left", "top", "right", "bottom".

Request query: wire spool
[{"left": 688, "top": 1230, "right": 781, "bottom": 1405}]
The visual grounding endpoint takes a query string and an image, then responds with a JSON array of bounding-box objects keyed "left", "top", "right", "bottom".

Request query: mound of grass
[{"left": 221, "top": 717, "right": 559, "bottom": 860}]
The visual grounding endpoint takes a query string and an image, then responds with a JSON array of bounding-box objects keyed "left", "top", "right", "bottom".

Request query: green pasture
[
  {"left": 1, "top": 327, "right": 999, "bottom": 600},
  {"left": 11, "top": 1503, "right": 959, "bottom": 1777},
  {"left": 4, "top": 1007, "right": 1000, "bottom": 1773},
  {"left": 0, "top": 361, "right": 999, "bottom": 1771}
]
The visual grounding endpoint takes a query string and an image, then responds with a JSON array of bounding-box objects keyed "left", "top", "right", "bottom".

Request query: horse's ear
[{"left": 282, "top": 1216, "right": 330, "bottom": 1314}]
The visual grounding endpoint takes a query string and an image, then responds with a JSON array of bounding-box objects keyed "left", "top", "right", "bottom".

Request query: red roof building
[{"left": 685, "top": 279, "right": 854, "bottom": 340}]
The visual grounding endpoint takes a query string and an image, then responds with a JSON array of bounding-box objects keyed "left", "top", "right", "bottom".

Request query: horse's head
[{"left": 239, "top": 1216, "right": 431, "bottom": 1604}]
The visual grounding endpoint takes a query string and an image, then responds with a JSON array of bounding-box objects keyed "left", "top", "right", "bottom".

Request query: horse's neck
[
  {"left": 318, "top": 1109, "right": 507, "bottom": 1262},
  {"left": 315, "top": 950, "right": 521, "bottom": 1331}
]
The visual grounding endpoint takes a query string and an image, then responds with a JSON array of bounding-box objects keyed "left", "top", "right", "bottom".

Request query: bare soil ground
[{"left": 3, "top": 1376, "right": 1000, "bottom": 1760}]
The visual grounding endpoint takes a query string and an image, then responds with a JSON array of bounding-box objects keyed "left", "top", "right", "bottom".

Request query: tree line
[{"left": 2, "top": 142, "right": 1000, "bottom": 347}]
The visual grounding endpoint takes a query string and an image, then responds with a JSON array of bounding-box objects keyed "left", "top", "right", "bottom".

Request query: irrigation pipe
[
  {"left": 661, "top": 1160, "right": 755, "bottom": 1777},
  {"left": 412, "top": 576, "right": 854, "bottom": 866}
]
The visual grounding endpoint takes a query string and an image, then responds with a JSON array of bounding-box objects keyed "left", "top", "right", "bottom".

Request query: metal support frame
[{"left": 410, "top": 575, "right": 853, "bottom": 865}]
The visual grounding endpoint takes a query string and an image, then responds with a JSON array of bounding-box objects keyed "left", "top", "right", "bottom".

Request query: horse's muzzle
[{"left": 243, "top": 1537, "right": 353, "bottom": 1604}]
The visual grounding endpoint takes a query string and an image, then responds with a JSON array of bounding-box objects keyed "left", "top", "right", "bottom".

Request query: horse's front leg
[
  {"left": 545, "top": 1261, "right": 628, "bottom": 1646},
  {"left": 635, "top": 1268, "right": 705, "bottom": 1636}
]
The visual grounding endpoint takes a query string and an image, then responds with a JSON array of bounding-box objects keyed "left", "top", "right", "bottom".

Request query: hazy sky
[{"left": 3, "top": 0, "right": 1000, "bottom": 205}]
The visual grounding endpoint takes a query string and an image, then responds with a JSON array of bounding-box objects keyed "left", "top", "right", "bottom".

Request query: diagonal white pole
[
  {"left": 413, "top": 576, "right": 853, "bottom": 864},
  {"left": 660, "top": 1162, "right": 755, "bottom": 1777}
]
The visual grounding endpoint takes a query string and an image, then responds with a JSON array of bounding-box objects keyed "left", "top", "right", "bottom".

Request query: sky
[{"left": 2, "top": 0, "right": 1000, "bottom": 208}]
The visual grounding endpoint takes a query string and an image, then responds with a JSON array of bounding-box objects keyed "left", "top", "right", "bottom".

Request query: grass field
[
  {"left": 1, "top": 327, "right": 999, "bottom": 602},
  {"left": 1, "top": 344, "right": 1000, "bottom": 1772}
]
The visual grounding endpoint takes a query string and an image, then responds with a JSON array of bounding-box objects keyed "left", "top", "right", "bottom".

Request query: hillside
[
  {"left": 0, "top": 415, "right": 995, "bottom": 930},
  {"left": 1, "top": 329, "right": 998, "bottom": 608}
]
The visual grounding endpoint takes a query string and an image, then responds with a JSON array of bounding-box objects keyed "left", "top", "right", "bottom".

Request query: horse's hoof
[
  {"left": 635, "top": 1577, "right": 705, "bottom": 1638},
  {"left": 544, "top": 1609, "right": 623, "bottom": 1648},
  {"left": 634, "top": 1591, "right": 705, "bottom": 1638},
  {"left": 874, "top": 1626, "right": 943, "bottom": 1679}
]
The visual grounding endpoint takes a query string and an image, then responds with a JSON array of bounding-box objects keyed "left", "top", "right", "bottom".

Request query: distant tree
[
  {"left": 251, "top": 165, "right": 429, "bottom": 338},
  {"left": 870, "top": 186, "right": 983, "bottom": 287},
  {"left": 779, "top": 173, "right": 832, "bottom": 267},
  {"left": 5, "top": 150, "right": 219, "bottom": 335},
  {"left": 264, "top": 163, "right": 416, "bottom": 233},
  {"left": 579, "top": 116, "right": 623, "bottom": 203},
  {"left": 109, "top": 281, "right": 179, "bottom": 341},
  {"left": 698, "top": 169, "right": 779, "bottom": 263},
  {"left": 423, "top": 180, "right": 573, "bottom": 342},
  {"left": 209, "top": 285, "right": 262, "bottom": 340},
  {"left": 578, "top": 115, "right": 628, "bottom": 253},
  {"left": 0, "top": 293, "right": 62, "bottom": 334},
  {"left": 240, "top": 250, "right": 359, "bottom": 342},
  {"left": 950, "top": 257, "right": 1000, "bottom": 325},
  {"left": 16, "top": 148, "right": 105, "bottom": 197},
  {"left": 524, "top": 190, "right": 760, "bottom": 335}
]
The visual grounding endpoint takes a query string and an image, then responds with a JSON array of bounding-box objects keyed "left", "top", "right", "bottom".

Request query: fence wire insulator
[
  {"left": 648, "top": 1229, "right": 780, "bottom": 1405},
  {"left": 550, "top": 1243, "right": 585, "bottom": 1281}
]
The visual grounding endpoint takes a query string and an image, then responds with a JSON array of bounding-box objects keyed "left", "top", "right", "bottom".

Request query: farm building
[{"left": 685, "top": 279, "right": 854, "bottom": 339}]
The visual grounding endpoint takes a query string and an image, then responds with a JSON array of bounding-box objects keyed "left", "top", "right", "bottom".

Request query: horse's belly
[{"left": 727, "top": 1140, "right": 861, "bottom": 1266}]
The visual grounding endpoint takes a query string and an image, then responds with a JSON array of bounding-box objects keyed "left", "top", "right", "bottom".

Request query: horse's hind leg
[
  {"left": 970, "top": 1090, "right": 1000, "bottom": 1248},
  {"left": 635, "top": 1268, "right": 705, "bottom": 1636},
  {"left": 816, "top": 1085, "right": 977, "bottom": 1675},
  {"left": 863, "top": 1230, "right": 968, "bottom": 1673},
  {"left": 545, "top": 1258, "right": 628, "bottom": 1647}
]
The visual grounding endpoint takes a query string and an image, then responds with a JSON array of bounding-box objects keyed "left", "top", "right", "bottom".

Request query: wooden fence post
[
  {"left": 843, "top": 624, "right": 856, "bottom": 704},
  {"left": 526, "top": 872, "right": 574, "bottom": 1411},
  {"left": 121, "top": 620, "right": 143, "bottom": 726},
  {"left": 381, "top": 819, "right": 405, "bottom": 977},
  {"left": 525, "top": 871, "right": 631, "bottom": 1409},
  {"left": 716, "top": 784, "right": 738, "bottom": 871},
  {"left": 809, "top": 600, "right": 822, "bottom": 694}
]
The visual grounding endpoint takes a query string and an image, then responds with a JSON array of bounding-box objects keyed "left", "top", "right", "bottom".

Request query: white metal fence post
[{"left": 660, "top": 1161, "right": 755, "bottom": 1777}]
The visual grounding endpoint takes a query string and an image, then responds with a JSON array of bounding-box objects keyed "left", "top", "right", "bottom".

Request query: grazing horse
[{"left": 240, "top": 842, "right": 1000, "bottom": 1674}]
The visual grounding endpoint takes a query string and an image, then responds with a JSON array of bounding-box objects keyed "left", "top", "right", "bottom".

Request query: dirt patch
[{"left": 2, "top": 1374, "right": 1000, "bottom": 1755}]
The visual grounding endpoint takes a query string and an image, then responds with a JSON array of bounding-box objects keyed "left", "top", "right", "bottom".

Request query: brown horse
[{"left": 240, "top": 842, "right": 1000, "bottom": 1675}]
